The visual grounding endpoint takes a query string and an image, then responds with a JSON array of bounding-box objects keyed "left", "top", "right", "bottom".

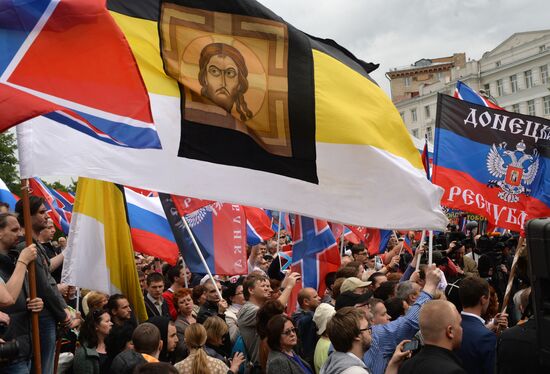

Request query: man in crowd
[
  {"left": 144, "top": 272, "right": 170, "bottom": 318},
  {"left": 321, "top": 307, "right": 372, "bottom": 374},
  {"left": 108, "top": 294, "right": 135, "bottom": 328},
  {"left": 110, "top": 322, "right": 163, "bottom": 373},
  {"left": 196, "top": 278, "right": 227, "bottom": 323},
  {"left": 395, "top": 281, "right": 422, "bottom": 307},
  {"left": 368, "top": 272, "right": 388, "bottom": 291},
  {"left": 369, "top": 298, "right": 391, "bottom": 325},
  {"left": 38, "top": 218, "right": 63, "bottom": 283},
  {"left": 292, "top": 287, "right": 321, "bottom": 367},
  {"left": 0, "top": 212, "right": 44, "bottom": 373},
  {"left": 364, "top": 264, "right": 442, "bottom": 374},
  {"left": 238, "top": 271, "right": 300, "bottom": 369},
  {"left": 398, "top": 300, "right": 466, "bottom": 374},
  {"left": 15, "top": 197, "right": 72, "bottom": 374},
  {"left": 457, "top": 276, "right": 504, "bottom": 374}
]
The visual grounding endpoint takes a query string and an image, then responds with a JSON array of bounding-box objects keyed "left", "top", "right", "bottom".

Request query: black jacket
[
  {"left": 16, "top": 240, "right": 67, "bottom": 322},
  {"left": 143, "top": 293, "right": 170, "bottom": 319},
  {"left": 0, "top": 251, "right": 32, "bottom": 362},
  {"left": 398, "top": 345, "right": 467, "bottom": 374}
]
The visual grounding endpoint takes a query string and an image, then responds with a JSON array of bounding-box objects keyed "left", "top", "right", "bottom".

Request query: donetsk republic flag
[{"left": 13, "top": 0, "right": 447, "bottom": 230}]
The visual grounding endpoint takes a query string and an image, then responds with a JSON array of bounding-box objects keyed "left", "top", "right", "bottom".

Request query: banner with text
[{"left": 432, "top": 94, "right": 550, "bottom": 232}]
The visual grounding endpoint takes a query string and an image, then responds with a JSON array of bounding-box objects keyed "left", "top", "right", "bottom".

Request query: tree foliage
[{"left": 0, "top": 132, "right": 20, "bottom": 195}]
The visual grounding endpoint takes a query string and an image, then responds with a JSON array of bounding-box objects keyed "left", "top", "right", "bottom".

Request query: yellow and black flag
[{"left": 15, "top": 0, "right": 446, "bottom": 229}]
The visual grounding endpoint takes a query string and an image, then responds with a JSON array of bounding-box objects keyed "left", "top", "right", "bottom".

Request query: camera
[{"left": 0, "top": 323, "right": 19, "bottom": 364}]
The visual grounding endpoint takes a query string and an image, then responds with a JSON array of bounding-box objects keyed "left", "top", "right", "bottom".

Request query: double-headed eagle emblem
[{"left": 486, "top": 140, "right": 539, "bottom": 202}]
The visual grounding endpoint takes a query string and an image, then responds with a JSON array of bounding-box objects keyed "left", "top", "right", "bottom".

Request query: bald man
[{"left": 398, "top": 300, "right": 466, "bottom": 374}]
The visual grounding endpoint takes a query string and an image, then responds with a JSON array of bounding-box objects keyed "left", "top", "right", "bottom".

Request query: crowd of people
[{"left": 0, "top": 197, "right": 546, "bottom": 374}]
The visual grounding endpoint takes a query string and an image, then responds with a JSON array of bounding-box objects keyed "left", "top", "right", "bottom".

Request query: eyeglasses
[
  {"left": 282, "top": 327, "right": 297, "bottom": 336},
  {"left": 359, "top": 326, "right": 372, "bottom": 334}
]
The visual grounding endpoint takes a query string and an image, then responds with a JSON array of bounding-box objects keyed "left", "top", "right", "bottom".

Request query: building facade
[{"left": 387, "top": 30, "right": 550, "bottom": 142}]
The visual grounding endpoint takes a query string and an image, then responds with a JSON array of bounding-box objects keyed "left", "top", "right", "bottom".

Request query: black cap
[{"left": 335, "top": 290, "right": 373, "bottom": 310}]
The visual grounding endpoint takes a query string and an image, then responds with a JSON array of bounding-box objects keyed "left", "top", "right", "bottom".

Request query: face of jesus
[{"left": 204, "top": 54, "right": 240, "bottom": 112}]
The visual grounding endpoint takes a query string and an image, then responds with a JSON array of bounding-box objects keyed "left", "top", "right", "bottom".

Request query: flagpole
[
  {"left": 428, "top": 230, "right": 434, "bottom": 265},
  {"left": 182, "top": 259, "right": 189, "bottom": 288},
  {"left": 180, "top": 216, "right": 222, "bottom": 300},
  {"left": 276, "top": 211, "right": 283, "bottom": 271},
  {"left": 416, "top": 230, "right": 425, "bottom": 269},
  {"left": 21, "top": 179, "right": 42, "bottom": 374},
  {"left": 500, "top": 237, "right": 525, "bottom": 314},
  {"left": 339, "top": 229, "right": 345, "bottom": 256}
]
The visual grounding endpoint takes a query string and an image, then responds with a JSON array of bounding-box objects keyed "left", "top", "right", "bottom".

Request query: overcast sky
[{"left": 259, "top": 0, "right": 550, "bottom": 94}]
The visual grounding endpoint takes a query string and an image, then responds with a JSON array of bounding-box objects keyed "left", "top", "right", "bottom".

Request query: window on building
[
  {"left": 544, "top": 96, "right": 550, "bottom": 115},
  {"left": 496, "top": 79, "right": 504, "bottom": 96},
  {"left": 510, "top": 75, "right": 518, "bottom": 93},
  {"left": 512, "top": 104, "right": 520, "bottom": 113},
  {"left": 426, "top": 127, "right": 433, "bottom": 142},
  {"left": 411, "top": 108, "right": 417, "bottom": 122},
  {"left": 540, "top": 45, "right": 547, "bottom": 53},
  {"left": 495, "top": 61, "right": 501, "bottom": 67},
  {"left": 437, "top": 72, "right": 443, "bottom": 80},
  {"left": 404, "top": 77, "right": 411, "bottom": 87},
  {"left": 541, "top": 65, "right": 549, "bottom": 85},
  {"left": 424, "top": 105, "right": 431, "bottom": 118},
  {"left": 526, "top": 71, "right": 535, "bottom": 87},
  {"left": 528, "top": 100, "right": 536, "bottom": 116},
  {"left": 483, "top": 84, "right": 491, "bottom": 97},
  {"left": 412, "top": 128, "right": 419, "bottom": 138}
]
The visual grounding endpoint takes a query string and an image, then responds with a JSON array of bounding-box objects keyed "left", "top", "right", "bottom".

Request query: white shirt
[{"left": 461, "top": 311, "right": 485, "bottom": 324}]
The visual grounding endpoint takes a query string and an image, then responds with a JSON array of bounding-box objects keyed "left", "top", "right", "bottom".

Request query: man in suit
[
  {"left": 397, "top": 300, "right": 466, "bottom": 374},
  {"left": 456, "top": 276, "right": 503, "bottom": 374},
  {"left": 144, "top": 272, "right": 170, "bottom": 319}
]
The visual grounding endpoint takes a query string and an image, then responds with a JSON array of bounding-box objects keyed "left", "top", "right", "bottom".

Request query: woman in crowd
[
  {"left": 173, "top": 288, "right": 196, "bottom": 361},
  {"left": 85, "top": 291, "right": 108, "bottom": 316},
  {"left": 174, "top": 323, "right": 244, "bottom": 374},
  {"left": 192, "top": 285, "right": 207, "bottom": 316},
  {"left": 257, "top": 300, "right": 285, "bottom": 372},
  {"left": 73, "top": 308, "right": 113, "bottom": 374},
  {"left": 266, "top": 314, "right": 313, "bottom": 374},
  {"left": 204, "top": 316, "right": 231, "bottom": 363},
  {"left": 222, "top": 278, "right": 245, "bottom": 345}
]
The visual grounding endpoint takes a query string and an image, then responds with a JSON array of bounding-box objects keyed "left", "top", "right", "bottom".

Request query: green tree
[{"left": 0, "top": 132, "right": 20, "bottom": 195}]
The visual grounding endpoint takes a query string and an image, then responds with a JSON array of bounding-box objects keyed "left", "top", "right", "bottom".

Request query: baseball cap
[
  {"left": 312, "top": 303, "right": 336, "bottom": 335},
  {"left": 340, "top": 277, "right": 372, "bottom": 294},
  {"left": 335, "top": 290, "right": 373, "bottom": 310}
]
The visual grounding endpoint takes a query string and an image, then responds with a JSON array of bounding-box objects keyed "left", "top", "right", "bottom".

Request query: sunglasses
[{"left": 282, "top": 327, "right": 297, "bottom": 336}]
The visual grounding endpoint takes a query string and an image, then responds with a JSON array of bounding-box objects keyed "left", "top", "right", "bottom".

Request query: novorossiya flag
[
  {"left": 432, "top": 94, "right": 550, "bottom": 232},
  {"left": 14, "top": 0, "right": 447, "bottom": 230}
]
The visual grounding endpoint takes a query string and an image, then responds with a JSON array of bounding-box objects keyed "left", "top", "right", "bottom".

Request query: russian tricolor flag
[
  {"left": 124, "top": 188, "right": 179, "bottom": 265},
  {"left": 0, "top": 177, "right": 18, "bottom": 210}
]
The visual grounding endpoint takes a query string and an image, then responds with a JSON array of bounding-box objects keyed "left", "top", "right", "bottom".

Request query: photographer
[{"left": 0, "top": 212, "right": 44, "bottom": 373}]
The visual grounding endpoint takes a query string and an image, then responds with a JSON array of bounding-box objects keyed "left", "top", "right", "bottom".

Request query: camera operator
[
  {"left": 0, "top": 212, "right": 44, "bottom": 373},
  {"left": 446, "top": 240, "right": 479, "bottom": 278}
]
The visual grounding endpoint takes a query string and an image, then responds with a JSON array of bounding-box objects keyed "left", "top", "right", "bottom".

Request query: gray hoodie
[{"left": 320, "top": 351, "right": 370, "bottom": 374}]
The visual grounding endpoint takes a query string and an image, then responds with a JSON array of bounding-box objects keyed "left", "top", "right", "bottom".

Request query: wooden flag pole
[
  {"left": 180, "top": 216, "right": 223, "bottom": 300},
  {"left": 21, "top": 179, "right": 42, "bottom": 374},
  {"left": 182, "top": 260, "right": 189, "bottom": 288},
  {"left": 339, "top": 230, "right": 345, "bottom": 256},
  {"left": 500, "top": 236, "right": 525, "bottom": 314}
]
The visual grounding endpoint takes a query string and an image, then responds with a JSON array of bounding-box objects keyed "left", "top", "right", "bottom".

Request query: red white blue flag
[
  {"left": 124, "top": 188, "right": 179, "bottom": 265},
  {"left": 0, "top": 177, "right": 18, "bottom": 210},
  {"left": 290, "top": 216, "right": 340, "bottom": 294},
  {"left": 29, "top": 177, "right": 72, "bottom": 234},
  {"left": 454, "top": 81, "right": 504, "bottom": 110},
  {"left": 0, "top": 0, "right": 161, "bottom": 149},
  {"left": 244, "top": 207, "right": 275, "bottom": 245}
]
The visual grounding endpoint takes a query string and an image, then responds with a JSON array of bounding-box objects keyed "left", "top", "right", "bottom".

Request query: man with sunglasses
[{"left": 321, "top": 307, "right": 372, "bottom": 374}]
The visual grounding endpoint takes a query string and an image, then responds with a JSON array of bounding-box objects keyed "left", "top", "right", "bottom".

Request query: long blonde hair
[{"left": 184, "top": 323, "right": 210, "bottom": 374}]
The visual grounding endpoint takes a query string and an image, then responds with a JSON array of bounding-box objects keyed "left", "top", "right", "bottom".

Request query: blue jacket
[{"left": 456, "top": 313, "right": 496, "bottom": 374}]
